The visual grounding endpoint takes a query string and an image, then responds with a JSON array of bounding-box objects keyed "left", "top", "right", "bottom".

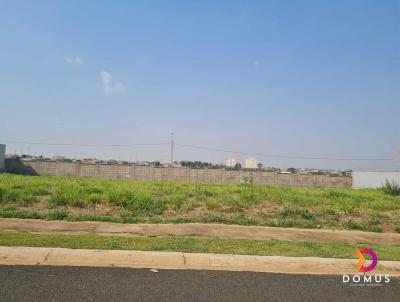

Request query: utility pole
[{"left": 170, "top": 132, "right": 174, "bottom": 164}]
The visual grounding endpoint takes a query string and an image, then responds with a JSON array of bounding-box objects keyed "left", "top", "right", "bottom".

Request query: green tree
[{"left": 234, "top": 163, "right": 242, "bottom": 171}]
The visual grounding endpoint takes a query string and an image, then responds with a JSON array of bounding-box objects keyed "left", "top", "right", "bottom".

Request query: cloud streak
[
  {"left": 64, "top": 56, "right": 83, "bottom": 65},
  {"left": 100, "top": 71, "right": 125, "bottom": 94}
]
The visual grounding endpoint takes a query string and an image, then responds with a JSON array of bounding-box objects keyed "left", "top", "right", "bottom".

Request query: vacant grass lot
[
  {"left": 1, "top": 232, "right": 400, "bottom": 260},
  {"left": 1, "top": 173, "right": 399, "bottom": 232}
]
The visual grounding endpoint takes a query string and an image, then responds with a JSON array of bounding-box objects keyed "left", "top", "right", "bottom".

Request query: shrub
[
  {"left": 205, "top": 200, "right": 220, "bottom": 210},
  {"left": 223, "top": 197, "right": 247, "bottom": 211},
  {"left": 300, "top": 209, "right": 314, "bottom": 220},
  {"left": 266, "top": 219, "right": 301, "bottom": 228},
  {"left": 229, "top": 214, "right": 258, "bottom": 225},
  {"left": 279, "top": 207, "right": 298, "bottom": 218},
  {"left": 85, "top": 193, "right": 105, "bottom": 205},
  {"left": 278, "top": 207, "right": 314, "bottom": 220},
  {"left": 168, "top": 194, "right": 186, "bottom": 210},
  {"left": 323, "top": 190, "right": 350, "bottom": 199},
  {"left": 19, "top": 195, "right": 38, "bottom": 207},
  {"left": 382, "top": 180, "right": 400, "bottom": 196},
  {"left": 24, "top": 187, "right": 49, "bottom": 196},
  {"left": 345, "top": 219, "right": 363, "bottom": 230},
  {"left": 108, "top": 190, "right": 165, "bottom": 215},
  {"left": 107, "top": 190, "right": 131, "bottom": 207},
  {"left": 0, "top": 210, "right": 44, "bottom": 219},
  {"left": 345, "top": 219, "right": 383, "bottom": 233},
  {"left": 200, "top": 213, "right": 229, "bottom": 224},
  {"left": 167, "top": 217, "right": 193, "bottom": 223},
  {"left": 47, "top": 210, "right": 69, "bottom": 220},
  {"left": 120, "top": 214, "right": 146, "bottom": 223},
  {"left": 182, "top": 200, "right": 201, "bottom": 212},
  {"left": 1, "top": 190, "right": 21, "bottom": 202},
  {"left": 129, "top": 192, "right": 165, "bottom": 215},
  {"left": 240, "top": 191, "right": 258, "bottom": 203},
  {"left": 0, "top": 187, "right": 5, "bottom": 202},
  {"left": 242, "top": 174, "right": 254, "bottom": 188},
  {"left": 201, "top": 189, "right": 214, "bottom": 197},
  {"left": 80, "top": 187, "right": 104, "bottom": 195},
  {"left": 67, "top": 214, "right": 121, "bottom": 223},
  {"left": 48, "top": 187, "right": 83, "bottom": 207}
]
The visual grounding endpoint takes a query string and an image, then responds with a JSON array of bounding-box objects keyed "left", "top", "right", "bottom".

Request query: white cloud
[
  {"left": 100, "top": 71, "right": 125, "bottom": 94},
  {"left": 64, "top": 56, "right": 83, "bottom": 65}
]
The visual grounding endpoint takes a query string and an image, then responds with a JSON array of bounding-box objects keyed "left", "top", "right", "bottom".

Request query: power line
[
  {"left": 170, "top": 133, "right": 174, "bottom": 164},
  {"left": 2, "top": 140, "right": 395, "bottom": 161},
  {"left": 174, "top": 143, "right": 395, "bottom": 161},
  {"left": 2, "top": 141, "right": 170, "bottom": 147}
]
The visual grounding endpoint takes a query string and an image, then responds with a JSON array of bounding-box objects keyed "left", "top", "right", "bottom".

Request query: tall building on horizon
[
  {"left": 226, "top": 157, "right": 240, "bottom": 167},
  {"left": 244, "top": 157, "right": 258, "bottom": 169}
]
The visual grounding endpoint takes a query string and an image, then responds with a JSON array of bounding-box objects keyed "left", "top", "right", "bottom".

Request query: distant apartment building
[
  {"left": 244, "top": 157, "right": 258, "bottom": 169},
  {"left": 226, "top": 157, "right": 240, "bottom": 167},
  {"left": 81, "top": 158, "right": 98, "bottom": 164},
  {"left": 159, "top": 159, "right": 170, "bottom": 166}
]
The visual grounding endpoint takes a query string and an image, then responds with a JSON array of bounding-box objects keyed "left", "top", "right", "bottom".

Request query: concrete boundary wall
[
  {"left": 352, "top": 171, "right": 400, "bottom": 189},
  {"left": 0, "top": 144, "right": 5, "bottom": 172},
  {"left": 5, "top": 159, "right": 351, "bottom": 188}
]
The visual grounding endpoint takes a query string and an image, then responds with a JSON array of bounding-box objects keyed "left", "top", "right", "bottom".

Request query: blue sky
[{"left": 1, "top": 0, "right": 399, "bottom": 170}]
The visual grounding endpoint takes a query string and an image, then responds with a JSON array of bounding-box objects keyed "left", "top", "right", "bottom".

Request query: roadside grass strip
[
  {"left": 0, "top": 232, "right": 399, "bottom": 261},
  {"left": 1, "top": 174, "right": 400, "bottom": 232}
]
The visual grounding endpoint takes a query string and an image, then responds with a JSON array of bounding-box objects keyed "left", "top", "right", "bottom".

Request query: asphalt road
[{"left": 0, "top": 265, "right": 398, "bottom": 302}]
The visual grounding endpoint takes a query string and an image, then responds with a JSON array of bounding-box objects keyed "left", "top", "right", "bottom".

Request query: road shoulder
[{"left": 1, "top": 246, "right": 400, "bottom": 276}]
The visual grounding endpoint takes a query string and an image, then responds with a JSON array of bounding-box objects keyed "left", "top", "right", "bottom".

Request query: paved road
[{"left": 0, "top": 265, "right": 398, "bottom": 301}]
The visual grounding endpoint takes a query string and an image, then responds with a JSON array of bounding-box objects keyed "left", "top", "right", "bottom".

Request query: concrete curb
[
  {"left": 1, "top": 246, "right": 400, "bottom": 276},
  {"left": 2, "top": 218, "right": 400, "bottom": 245}
]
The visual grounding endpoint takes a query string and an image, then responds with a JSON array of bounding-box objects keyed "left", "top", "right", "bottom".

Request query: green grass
[
  {"left": 1, "top": 232, "right": 399, "bottom": 260},
  {"left": 1, "top": 173, "right": 399, "bottom": 232}
]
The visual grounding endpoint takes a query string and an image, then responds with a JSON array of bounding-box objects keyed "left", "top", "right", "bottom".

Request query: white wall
[
  {"left": 0, "top": 144, "right": 5, "bottom": 171},
  {"left": 352, "top": 171, "right": 400, "bottom": 189}
]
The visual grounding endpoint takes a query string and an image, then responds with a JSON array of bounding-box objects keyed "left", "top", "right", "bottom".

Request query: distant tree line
[{"left": 179, "top": 161, "right": 224, "bottom": 169}]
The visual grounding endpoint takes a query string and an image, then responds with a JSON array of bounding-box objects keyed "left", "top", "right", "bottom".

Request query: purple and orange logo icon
[{"left": 356, "top": 248, "right": 377, "bottom": 273}]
